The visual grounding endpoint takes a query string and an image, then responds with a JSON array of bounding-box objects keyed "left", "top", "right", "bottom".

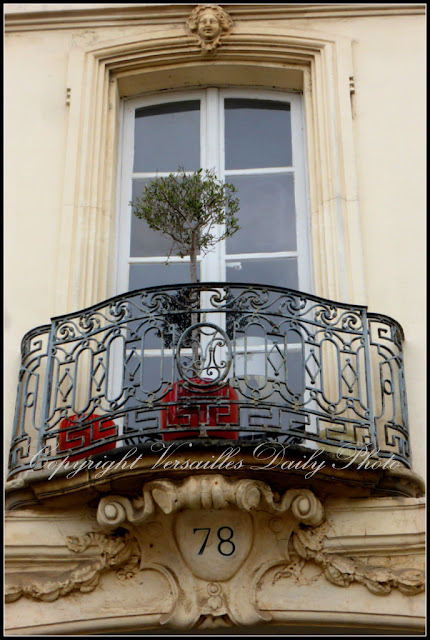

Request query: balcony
[{"left": 8, "top": 282, "right": 413, "bottom": 492}]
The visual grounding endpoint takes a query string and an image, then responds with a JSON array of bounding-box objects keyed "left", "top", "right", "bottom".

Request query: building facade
[{"left": 5, "top": 3, "right": 426, "bottom": 634}]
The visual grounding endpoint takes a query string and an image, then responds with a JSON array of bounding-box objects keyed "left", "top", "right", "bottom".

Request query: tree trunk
[
  {"left": 189, "top": 245, "right": 200, "bottom": 377},
  {"left": 190, "top": 247, "right": 198, "bottom": 285}
]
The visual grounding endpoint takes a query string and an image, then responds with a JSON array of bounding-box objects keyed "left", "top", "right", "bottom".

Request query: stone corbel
[
  {"left": 5, "top": 475, "right": 425, "bottom": 630},
  {"left": 97, "top": 474, "right": 324, "bottom": 530}
]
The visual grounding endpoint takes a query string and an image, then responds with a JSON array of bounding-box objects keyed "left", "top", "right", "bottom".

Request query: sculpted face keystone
[
  {"left": 186, "top": 5, "right": 233, "bottom": 53},
  {"left": 197, "top": 10, "right": 221, "bottom": 42}
]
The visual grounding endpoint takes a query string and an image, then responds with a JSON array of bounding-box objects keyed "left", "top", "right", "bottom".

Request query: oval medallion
[{"left": 176, "top": 322, "right": 231, "bottom": 387}]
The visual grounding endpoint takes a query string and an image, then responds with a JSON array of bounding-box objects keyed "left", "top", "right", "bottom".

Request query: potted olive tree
[
  {"left": 131, "top": 167, "right": 240, "bottom": 284},
  {"left": 131, "top": 166, "right": 240, "bottom": 340},
  {"left": 130, "top": 167, "right": 240, "bottom": 440}
]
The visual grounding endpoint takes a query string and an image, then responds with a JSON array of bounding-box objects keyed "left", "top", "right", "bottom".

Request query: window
[{"left": 116, "top": 88, "right": 312, "bottom": 294}]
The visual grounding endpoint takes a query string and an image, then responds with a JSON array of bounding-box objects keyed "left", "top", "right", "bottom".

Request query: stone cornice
[
  {"left": 5, "top": 443, "right": 425, "bottom": 511},
  {"left": 5, "top": 495, "right": 426, "bottom": 557},
  {"left": 322, "top": 532, "right": 425, "bottom": 555},
  {"left": 6, "top": 532, "right": 425, "bottom": 564},
  {"left": 5, "top": 445, "right": 425, "bottom": 510},
  {"left": 4, "top": 4, "right": 425, "bottom": 33}
]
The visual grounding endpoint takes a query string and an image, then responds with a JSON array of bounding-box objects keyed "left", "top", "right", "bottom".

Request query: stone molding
[
  {"left": 5, "top": 476, "right": 425, "bottom": 628},
  {"left": 4, "top": 5, "right": 426, "bottom": 33},
  {"left": 5, "top": 445, "right": 425, "bottom": 511}
]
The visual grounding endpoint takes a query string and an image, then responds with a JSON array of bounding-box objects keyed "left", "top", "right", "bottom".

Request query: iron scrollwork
[{"left": 8, "top": 283, "right": 411, "bottom": 476}]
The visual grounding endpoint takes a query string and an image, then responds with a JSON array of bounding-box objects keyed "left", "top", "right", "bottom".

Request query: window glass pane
[
  {"left": 226, "top": 258, "right": 298, "bottom": 289},
  {"left": 124, "top": 354, "right": 174, "bottom": 395},
  {"left": 225, "top": 99, "right": 292, "bottom": 170},
  {"left": 233, "top": 344, "right": 304, "bottom": 395},
  {"left": 134, "top": 101, "right": 200, "bottom": 172},
  {"left": 286, "top": 348, "right": 305, "bottom": 396},
  {"left": 129, "top": 263, "right": 200, "bottom": 291},
  {"left": 226, "top": 174, "right": 297, "bottom": 254},
  {"left": 130, "top": 179, "right": 173, "bottom": 257}
]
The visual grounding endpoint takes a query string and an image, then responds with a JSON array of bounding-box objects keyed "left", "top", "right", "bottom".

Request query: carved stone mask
[
  {"left": 198, "top": 9, "right": 221, "bottom": 42},
  {"left": 187, "top": 4, "right": 233, "bottom": 53}
]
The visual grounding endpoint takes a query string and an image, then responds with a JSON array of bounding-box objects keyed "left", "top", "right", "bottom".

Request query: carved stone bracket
[
  {"left": 97, "top": 475, "right": 324, "bottom": 530},
  {"left": 5, "top": 475, "right": 425, "bottom": 630}
]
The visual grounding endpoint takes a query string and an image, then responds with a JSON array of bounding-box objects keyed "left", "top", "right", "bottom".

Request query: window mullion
[
  {"left": 225, "top": 167, "right": 295, "bottom": 176},
  {"left": 116, "top": 100, "right": 135, "bottom": 294},
  {"left": 131, "top": 171, "right": 197, "bottom": 179},
  {"left": 290, "top": 93, "right": 313, "bottom": 294},
  {"left": 201, "top": 88, "right": 224, "bottom": 283}
]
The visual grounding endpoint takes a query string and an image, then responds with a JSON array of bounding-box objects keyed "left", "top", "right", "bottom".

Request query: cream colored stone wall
[
  {"left": 4, "top": 5, "right": 426, "bottom": 477},
  {"left": 4, "top": 5, "right": 426, "bottom": 634},
  {"left": 4, "top": 478, "right": 426, "bottom": 634},
  {"left": 341, "top": 17, "right": 426, "bottom": 477},
  {"left": 5, "top": 29, "right": 72, "bottom": 475},
  {"left": 295, "top": 13, "right": 426, "bottom": 476}
]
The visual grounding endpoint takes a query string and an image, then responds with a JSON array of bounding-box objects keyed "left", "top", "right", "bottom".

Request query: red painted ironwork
[
  {"left": 161, "top": 379, "right": 239, "bottom": 441},
  {"left": 58, "top": 414, "right": 117, "bottom": 461}
]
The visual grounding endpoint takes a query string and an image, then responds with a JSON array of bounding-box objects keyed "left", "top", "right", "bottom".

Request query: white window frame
[{"left": 115, "top": 87, "right": 313, "bottom": 296}]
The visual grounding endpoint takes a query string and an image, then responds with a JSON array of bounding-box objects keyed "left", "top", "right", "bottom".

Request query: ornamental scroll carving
[
  {"left": 186, "top": 5, "right": 233, "bottom": 53},
  {"left": 97, "top": 475, "right": 324, "bottom": 529},
  {"left": 5, "top": 475, "right": 425, "bottom": 628}
]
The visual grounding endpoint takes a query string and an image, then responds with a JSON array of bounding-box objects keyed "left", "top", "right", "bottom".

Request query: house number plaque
[{"left": 174, "top": 508, "right": 253, "bottom": 581}]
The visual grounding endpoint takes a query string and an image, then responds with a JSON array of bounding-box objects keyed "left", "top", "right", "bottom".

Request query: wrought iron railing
[{"left": 8, "top": 283, "right": 411, "bottom": 478}]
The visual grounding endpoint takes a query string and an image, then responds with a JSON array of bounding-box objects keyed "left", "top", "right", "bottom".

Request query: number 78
[{"left": 193, "top": 527, "right": 235, "bottom": 556}]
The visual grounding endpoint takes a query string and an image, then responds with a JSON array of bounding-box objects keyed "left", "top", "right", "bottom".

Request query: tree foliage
[{"left": 130, "top": 168, "right": 240, "bottom": 283}]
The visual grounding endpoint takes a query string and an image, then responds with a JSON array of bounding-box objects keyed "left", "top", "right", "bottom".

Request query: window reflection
[
  {"left": 129, "top": 263, "right": 201, "bottom": 291},
  {"left": 226, "top": 258, "right": 298, "bottom": 289},
  {"left": 226, "top": 174, "right": 297, "bottom": 254},
  {"left": 225, "top": 99, "right": 292, "bottom": 170},
  {"left": 134, "top": 101, "right": 200, "bottom": 172},
  {"left": 130, "top": 180, "right": 173, "bottom": 257}
]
